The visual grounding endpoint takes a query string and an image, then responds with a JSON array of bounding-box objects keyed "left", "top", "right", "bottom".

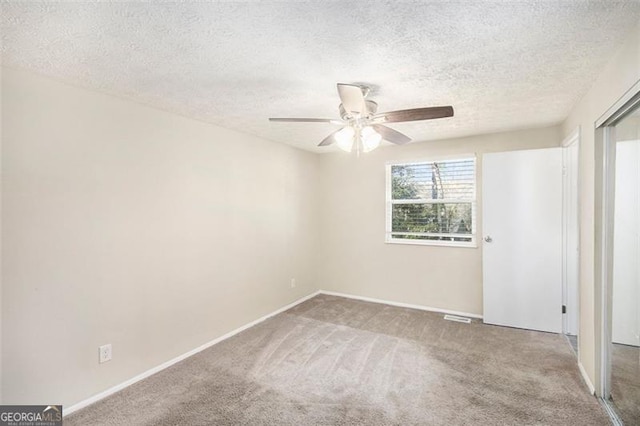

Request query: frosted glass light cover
[
  {"left": 361, "top": 126, "right": 382, "bottom": 152},
  {"left": 335, "top": 127, "right": 355, "bottom": 152}
]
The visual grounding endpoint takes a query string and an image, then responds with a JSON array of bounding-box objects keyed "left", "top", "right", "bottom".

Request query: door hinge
[{"left": 562, "top": 305, "right": 567, "bottom": 314}]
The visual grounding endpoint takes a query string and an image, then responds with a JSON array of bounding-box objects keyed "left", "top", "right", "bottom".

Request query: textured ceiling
[{"left": 2, "top": 1, "right": 640, "bottom": 152}]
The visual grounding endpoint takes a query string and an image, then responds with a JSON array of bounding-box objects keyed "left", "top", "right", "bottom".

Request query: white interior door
[{"left": 483, "top": 148, "right": 563, "bottom": 333}]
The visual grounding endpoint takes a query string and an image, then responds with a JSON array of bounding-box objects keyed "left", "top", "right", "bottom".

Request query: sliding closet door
[{"left": 609, "top": 107, "right": 640, "bottom": 426}]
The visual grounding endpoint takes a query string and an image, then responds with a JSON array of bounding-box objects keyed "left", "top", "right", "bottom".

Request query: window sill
[{"left": 385, "top": 238, "right": 478, "bottom": 248}]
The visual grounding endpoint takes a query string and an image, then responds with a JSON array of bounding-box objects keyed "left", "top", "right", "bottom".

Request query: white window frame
[{"left": 385, "top": 155, "right": 477, "bottom": 248}]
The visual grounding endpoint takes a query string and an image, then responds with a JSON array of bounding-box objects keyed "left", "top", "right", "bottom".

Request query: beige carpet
[
  {"left": 611, "top": 343, "right": 639, "bottom": 425},
  {"left": 66, "top": 294, "right": 610, "bottom": 425}
]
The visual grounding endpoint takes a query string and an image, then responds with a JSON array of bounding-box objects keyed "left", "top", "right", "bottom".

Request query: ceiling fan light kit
[
  {"left": 269, "top": 83, "right": 454, "bottom": 153},
  {"left": 333, "top": 125, "right": 383, "bottom": 154}
]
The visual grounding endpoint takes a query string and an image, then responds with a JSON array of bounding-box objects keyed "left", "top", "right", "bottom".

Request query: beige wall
[
  {"left": 562, "top": 18, "right": 640, "bottom": 392},
  {"left": 318, "top": 126, "right": 561, "bottom": 316},
  {"left": 1, "top": 68, "right": 319, "bottom": 406}
]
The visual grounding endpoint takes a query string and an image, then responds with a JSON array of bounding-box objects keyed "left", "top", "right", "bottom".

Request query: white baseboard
[
  {"left": 578, "top": 361, "right": 596, "bottom": 395},
  {"left": 64, "top": 290, "right": 320, "bottom": 416},
  {"left": 318, "top": 290, "right": 483, "bottom": 319}
]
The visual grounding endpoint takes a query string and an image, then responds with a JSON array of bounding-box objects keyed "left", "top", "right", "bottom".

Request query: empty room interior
[{"left": 2, "top": 1, "right": 640, "bottom": 425}]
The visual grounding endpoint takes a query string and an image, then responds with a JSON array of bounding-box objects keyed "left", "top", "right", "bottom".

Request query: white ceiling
[{"left": 2, "top": 1, "right": 640, "bottom": 152}]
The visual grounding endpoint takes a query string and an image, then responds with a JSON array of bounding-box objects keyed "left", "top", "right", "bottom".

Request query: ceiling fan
[{"left": 269, "top": 83, "right": 454, "bottom": 153}]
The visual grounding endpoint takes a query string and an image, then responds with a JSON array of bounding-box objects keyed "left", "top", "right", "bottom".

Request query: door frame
[
  {"left": 562, "top": 128, "right": 580, "bottom": 337},
  {"left": 595, "top": 79, "right": 640, "bottom": 415}
]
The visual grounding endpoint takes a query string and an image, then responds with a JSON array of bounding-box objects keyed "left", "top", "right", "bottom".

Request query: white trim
[
  {"left": 385, "top": 237, "right": 477, "bottom": 248},
  {"left": 595, "top": 78, "right": 640, "bottom": 128},
  {"left": 600, "top": 125, "right": 618, "bottom": 398},
  {"left": 385, "top": 153, "right": 477, "bottom": 166},
  {"left": 578, "top": 361, "right": 596, "bottom": 395},
  {"left": 388, "top": 232, "right": 473, "bottom": 238},
  {"left": 561, "top": 127, "right": 580, "bottom": 148},
  {"left": 597, "top": 89, "right": 640, "bottom": 400},
  {"left": 385, "top": 164, "right": 393, "bottom": 236},
  {"left": 561, "top": 127, "right": 580, "bottom": 336},
  {"left": 390, "top": 198, "right": 475, "bottom": 205},
  {"left": 64, "top": 290, "right": 321, "bottom": 416},
  {"left": 318, "top": 290, "right": 483, "bottom": 319}
]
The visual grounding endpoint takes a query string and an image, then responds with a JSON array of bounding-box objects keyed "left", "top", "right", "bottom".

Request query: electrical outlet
[
  {"left": 290, "top": 278, "right": 296, "bottom": 288},
  {"left": 99, "top": 344, "right": 112, "bottom": 364}
]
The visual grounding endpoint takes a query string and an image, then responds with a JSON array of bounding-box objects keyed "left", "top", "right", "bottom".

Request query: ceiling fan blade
[
  {"left": 269, "top": 117, "right": 340, "bottom": 123},
  {"left": 337, "top": 83, "right": 366, "bottom": 115},
  {"left": 371, "top": 124, "right": 412, "bottom": 145},
  {"left": 375, "top": 106, "right": 454, "bottom": 123},
  {"left": 318, "top": 127, "right": 345, "bottom": 147}
]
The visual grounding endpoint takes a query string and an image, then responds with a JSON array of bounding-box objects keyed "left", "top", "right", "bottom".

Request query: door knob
[{"left": 484, "top": 236, "right": 493, "bottom": 243}]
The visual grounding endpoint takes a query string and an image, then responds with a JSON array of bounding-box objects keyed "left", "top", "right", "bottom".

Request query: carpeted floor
[
  {"left": 611, "top": 343, "right": 639, "bottom": 425},
  {"left": 66, "top": 294, "right": 610, "bottom": 425}
]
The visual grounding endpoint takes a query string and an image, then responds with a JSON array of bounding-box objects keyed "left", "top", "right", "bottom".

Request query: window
[{"left": 386, "top": 157, "right": 476, "bottom": 247}]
